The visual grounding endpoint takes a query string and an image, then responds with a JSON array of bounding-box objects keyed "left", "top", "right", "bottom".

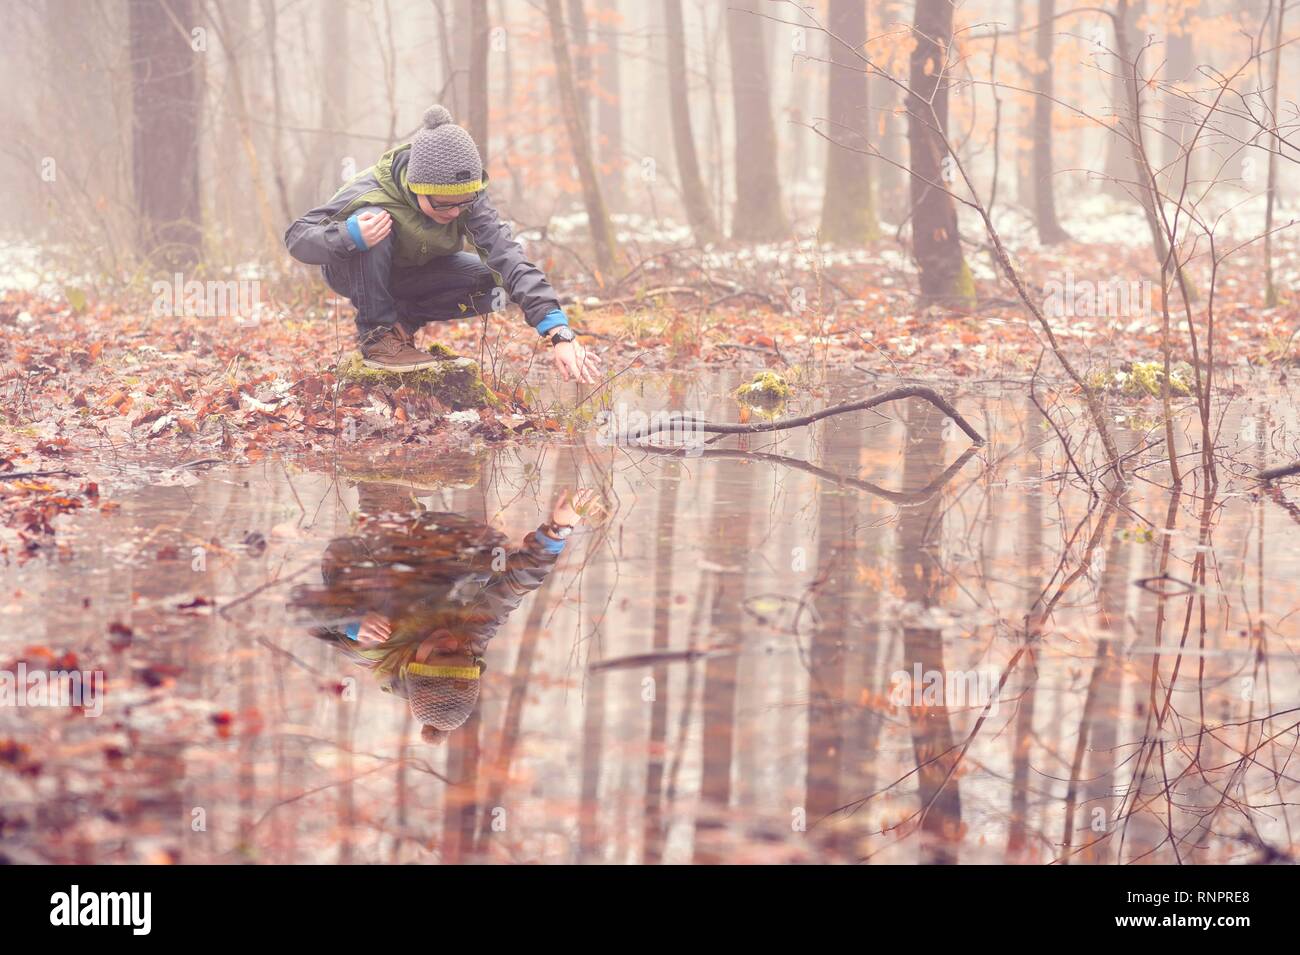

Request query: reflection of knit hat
[
  {"left": 408, "top": 106, "right": 484, "bottom": 197},
  {"left": 405, "top": 661, "right": 480, "bottom": 731}
]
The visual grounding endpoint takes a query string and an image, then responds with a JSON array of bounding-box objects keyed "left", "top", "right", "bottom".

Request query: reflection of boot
[{"left": 355, "top": 481, "right": 422, "bottom": 517}]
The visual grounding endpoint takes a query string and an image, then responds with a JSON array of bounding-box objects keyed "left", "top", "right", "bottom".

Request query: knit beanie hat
[
  {"left": 407, "top": 105, "right": 484, "bottom": 197},
  {"left": 404, "top": 660, "right": 480, "bottom": 731}
]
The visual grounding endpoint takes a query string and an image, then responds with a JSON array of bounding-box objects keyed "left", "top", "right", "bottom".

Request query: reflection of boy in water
[{"left": 294, "top": 482, "right": 599, "bottom": 744}]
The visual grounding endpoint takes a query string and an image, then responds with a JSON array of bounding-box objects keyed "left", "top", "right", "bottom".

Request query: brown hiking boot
[{"left": 361, "top": 325, "right": 440, "bottom": 372}]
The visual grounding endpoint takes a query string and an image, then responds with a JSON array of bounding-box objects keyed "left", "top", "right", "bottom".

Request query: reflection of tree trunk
[
  {"left": 643, "top": 454, "right": 680, "bottom": 863},
  {"left": 896, "top": 399, "right": 963, "bottom": 862},
  {"left": 578, "top": 462, "right": 614, "bottom": 862},
  {"left": 1007, "top": 398, "right": 1044, "bottom": 859},
  {"left": 805, "top": 416, "right": 863, "bottom": 853},
  {"left": 442, "top": 706, "right": 482, "bottom": 863},
  {"left": 820, "top": 0, "right": 878, "bottom": 243},
  {"left": 726, "top": 0, "right": 789, "bottom": 240},
  {"left": 1076, "top": 530, "right": 1125, "bottom": 863},
  {"left": 692, "top": 458, "right": 755, "bottom": 863},
  {"left": 336, "top": 671, "right": 354, "bottom": 863},
  {"left": 129, "top": 0, "right": 202, "bottom": 269},
  {"left": 578, "top": 636, "right": 607, "bottom": 862},
  {"left": 663, "top": 0, "right": 720, "bottom": 241},
  {"left": 545, "top": 0, "right": 618, "bottom": 278},
  {"left": 907, "top": 0, "right": 973, "bottom": 306},
  {"left": 473, "top": 453, "right": 577, "bottom": 856}
]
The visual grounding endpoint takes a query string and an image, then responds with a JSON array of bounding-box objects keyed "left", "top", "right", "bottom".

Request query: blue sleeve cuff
[
  {"left": 343, "top": 620, "right": 361, "bottom": 641},
  {"left": 536, "top": 308, "right": 568, "bottom": 337},
  {"left": 536, "top": 529, "right": 567, "bottom": 555},
  {"left": 345, "top": 214, "right": 369, "bottom": 252}
]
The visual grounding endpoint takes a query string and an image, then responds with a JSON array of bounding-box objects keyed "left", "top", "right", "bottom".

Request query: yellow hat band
[
  {"left": 405, "top": 662, "right": 480, "bottom": 680},
  {"left": 409, "top": 180, "right": 483, "bottom": 196}
]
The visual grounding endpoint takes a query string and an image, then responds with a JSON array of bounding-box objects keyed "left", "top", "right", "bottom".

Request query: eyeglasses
[{"left": 427, "top": 193, "right": 480, "bottom": 211}]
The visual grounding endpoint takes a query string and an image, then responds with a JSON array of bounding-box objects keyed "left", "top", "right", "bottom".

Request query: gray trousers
[{"left": 323, "top": 210, "right": 498, "bottom": 343}]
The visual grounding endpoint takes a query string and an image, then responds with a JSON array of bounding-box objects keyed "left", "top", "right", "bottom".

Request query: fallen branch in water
[
  {"left": 615, "top": 385, "right": 986, "bottom": 445},
  {"left": 0, "top": 469, "right": 82, "bottom": 481},
  {"left": 1259, "top": 459, "right": 1300, "bottom": 482}
]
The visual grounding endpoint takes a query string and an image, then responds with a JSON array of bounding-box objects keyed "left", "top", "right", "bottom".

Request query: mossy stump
[{"left": 337, "top": 343, "right": 495, "bottom": 411}]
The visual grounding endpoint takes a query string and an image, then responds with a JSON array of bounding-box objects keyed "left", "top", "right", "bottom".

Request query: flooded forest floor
[{"left": 2, "top": 232, "right": 1300, "bottom": 863}]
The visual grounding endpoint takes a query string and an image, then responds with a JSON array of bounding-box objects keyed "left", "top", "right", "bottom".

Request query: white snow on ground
[
  {"left": 0, "top": 241, "right": 51, "bottom": 294},
  {"left": 531, "top": 191, "right": 1294, "bottom": 262}
]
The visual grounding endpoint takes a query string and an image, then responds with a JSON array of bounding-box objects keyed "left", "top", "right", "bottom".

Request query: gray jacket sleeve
[
  {"left": 284, "top": 193, "right": 363, "bottom": 266},
  {"left": 460, "top": 193, "right": 562, "bottom": 331}
]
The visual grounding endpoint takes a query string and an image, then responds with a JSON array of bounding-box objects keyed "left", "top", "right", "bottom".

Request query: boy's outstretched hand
[{"left": 552, "top": 339, "right": 601, "bottom": 385}]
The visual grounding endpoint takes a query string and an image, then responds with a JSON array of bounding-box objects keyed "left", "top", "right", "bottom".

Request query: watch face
[{"left": 551, "top": 327, "right": 575, "bottom": 343}]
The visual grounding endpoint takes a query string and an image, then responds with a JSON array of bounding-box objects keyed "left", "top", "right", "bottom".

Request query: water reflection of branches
[{"left": 634, "top": 442, "right": 981, "bottom": 507}]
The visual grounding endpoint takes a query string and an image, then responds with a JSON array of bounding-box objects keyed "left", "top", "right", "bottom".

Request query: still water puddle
[{"left": 2, "top": 370, "right": 1297, "bottom": 863}]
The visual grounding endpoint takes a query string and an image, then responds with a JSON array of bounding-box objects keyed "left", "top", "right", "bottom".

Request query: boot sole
[{"left": 361, "top": 357, "right": 440, "bottom": 373}]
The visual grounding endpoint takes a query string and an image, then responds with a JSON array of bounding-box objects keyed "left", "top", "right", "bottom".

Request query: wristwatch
[
  {"left": 549, "top": 326, "right": 576, "bottom": 346},
  {"left": 542, "top": 521, "right": 573, "bottom": 539}
]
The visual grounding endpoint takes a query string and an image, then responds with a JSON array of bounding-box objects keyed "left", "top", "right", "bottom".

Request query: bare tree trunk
[
  {"left": 129, "top": 0, "right": 202, "bottom": 269},
  {"left": 545, "top": 0, "right": 619, "bottom": 278},
  {"left": 209, "top": 0, "right": 279, "bottom": 253},
  {"left": 663, "top": 0, "right": 719, "bottom": 241},
  {"left": 261, "top": 0, "right": 293, "bottom": 224},
  {"left": 1263, "top": 0, "right": 1288, "bottom": 306},
  {"left": 820, "top": 0, "right": 880, "bottom": 243},
  {"left": 907, "top": 0, "right": 974, "bottom": 305},
  {"left": 1101, "top": 0, "right": 1144, "bottom": 198},
  {"left": 298, "top": 0, "right": 349, "bottom": 215},
  {"left": 1032, "top": 0, "right": 1070, "bottom": 244},
  {"left": 1161, "top": 22, "right": 1193, "bottom": 193},
  {"left": 467, "top": 0, "right": 490, "bottom": 162},
  {"left": 448, "top": 0, "right": 471, "bottom": 118},
  {"left": 567, "top": 0, "right": 592, "bottom": 149},
  {"left": 726, "top": 0, "right": 789, "bottom": 240},
  {"left": 595, "top": 0, "right": 625, "bottom": 209}
]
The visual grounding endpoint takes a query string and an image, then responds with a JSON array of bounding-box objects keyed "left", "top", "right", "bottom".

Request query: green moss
[
  {"left": 951, "top": 260, "right": 977, "bottom": 309},
  {"left": 734, "top": 370, "right": 793, "bottom": 415},
  {"left": 1106, "top": 360, "right": 1192, "bottom": 398},
  {"left": 336, "top": 346, "right": 497, "bottom": 410}
]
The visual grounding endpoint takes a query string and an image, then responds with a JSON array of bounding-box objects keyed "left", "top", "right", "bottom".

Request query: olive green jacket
[{"left": 284, "top": 144, "right": 560, "bottom": 330}]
